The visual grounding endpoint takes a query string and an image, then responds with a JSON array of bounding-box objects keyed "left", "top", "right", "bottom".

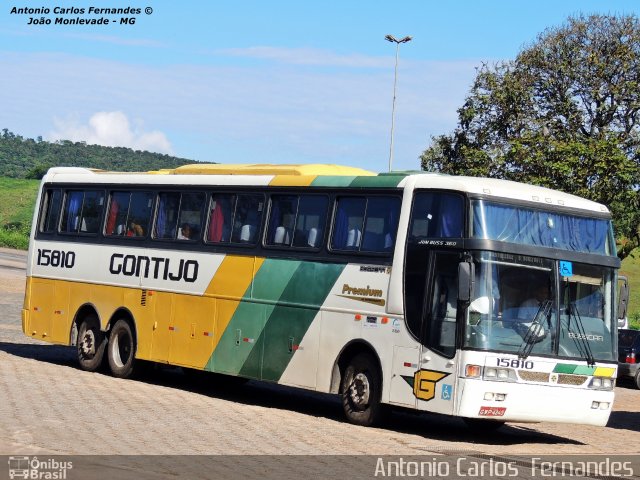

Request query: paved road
[{"left": 0, "top": 248, "right": 639, "bottom": 458}]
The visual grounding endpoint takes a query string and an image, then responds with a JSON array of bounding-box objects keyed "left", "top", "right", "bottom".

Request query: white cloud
[
  {"left": 1, "top": 50, "right": 479, "bottom": 170},
  {"left": 48, "top": 111, "right": 174, "bottom": 154}
]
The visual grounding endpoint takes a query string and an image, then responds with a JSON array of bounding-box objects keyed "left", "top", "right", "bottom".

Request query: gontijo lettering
[{"left": 109, "top": 253, "right": 198, "bottom": 283}]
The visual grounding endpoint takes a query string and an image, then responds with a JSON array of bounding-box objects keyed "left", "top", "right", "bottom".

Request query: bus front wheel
[
  {"left": 77, "top": 315, "right": 106, "bottom": 372},
  {"left": 107, "top": 319, "right": 136, "bottom": 378},
  {"left": 341, "top": 353, "right": 383, "bottom": 426}
]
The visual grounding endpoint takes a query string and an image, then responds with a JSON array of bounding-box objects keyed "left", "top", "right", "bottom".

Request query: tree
[{"left": 421, "top": 14, "right": 640, "bottom": 259}]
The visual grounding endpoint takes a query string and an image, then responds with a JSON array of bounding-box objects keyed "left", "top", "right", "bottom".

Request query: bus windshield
[
  {"left": 471, "top": 200, "right": 614, "bottom": 256},
  {"left": 464, "top": 252, "right": 615, "bottom": 362}
]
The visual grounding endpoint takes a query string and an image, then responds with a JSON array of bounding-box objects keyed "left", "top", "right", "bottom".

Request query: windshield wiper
[
  {"left": 567, "top": 302, "right": 595, "bottom": 367},
  {"left": 518, "top": 299, "right": 553, "bottom": 360}
]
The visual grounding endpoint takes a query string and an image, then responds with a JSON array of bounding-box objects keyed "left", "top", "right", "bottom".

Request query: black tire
[
  {"left": 634, "top": 370, "right": 640, "bottom": 390},
  {"left": 463, "top": 417, "right": 505, "bottom": 432},
  {"left": 76, "top": 314, "right": 106, "bottom": 372},
  {"left": 107, "top": 319, "right": 136, "bottom": 378},
  {"left": 341, "top": 352, "right": 384, "bottom": 426}
]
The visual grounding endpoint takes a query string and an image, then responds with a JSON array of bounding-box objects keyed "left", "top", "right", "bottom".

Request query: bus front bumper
[{"left": 456, "top": 377, "right": 614, "bottom": 426}]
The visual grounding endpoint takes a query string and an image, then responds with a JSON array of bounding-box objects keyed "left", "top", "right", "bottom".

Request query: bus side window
[
  {"left": 155, "top": 193, "right": 180, "bottom": 239},
  {"left": 332, "top": 197, "right": 366, "bottom": 250},
  {"left": 294, "top": 195, "right": 328, "bottom": 248},
  {"left": 409, "top": 192, "right": 463, "bottom": 240},
  {"left": 105, "top": 192, "right": 130, "bottom": 235},
  {"left": 39, "top": 189, "right": 62, "bottom": 233},
  {"left": 78, "top": 191, "right": 104, "bottom": 234},
  {"left": 266, "top": 195, "right": 328, "bottom": 249},
  {"left": 106, "top": 191, "right": 154, "bottom": 238},
  {"left": 230, "top": 194, "right": 263, "bottom": 244},
  {"left": 206, "top": 193, "right": 235, "bottom": 243},
  {"left": 267, "top": 195, "right": 297, "bottom": 246},
  {"left": 332, "top": 196, "right": 400, "bottom": 253},
  {"left": 60, "top": 190, "right": 104, "bottom": 234},
  {"left": 361, "top": 197, "right": 400, "bottom": 252},
  {"left": 177, "top": 192, "right": 205, "bottom": 241}
]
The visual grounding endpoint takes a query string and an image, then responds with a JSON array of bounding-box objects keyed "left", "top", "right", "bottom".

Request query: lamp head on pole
[{"left": 385, "top": 34, "right": 412, "bottom": 44}]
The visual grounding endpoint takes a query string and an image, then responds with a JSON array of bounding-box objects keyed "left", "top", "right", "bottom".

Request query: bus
[{"left": 22, "top": 164, "right": 627, "bottom": 427}]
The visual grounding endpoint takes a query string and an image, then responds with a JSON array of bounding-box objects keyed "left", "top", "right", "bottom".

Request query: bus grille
[
  {"left": 518, "top": 371, "right": 550, "bottom": 382},
  {"left": 141, "top": 290, "right": 147, "bottom": 306},
  {"left": 557, "top": 374, "right": 587, "bottom": 386}
]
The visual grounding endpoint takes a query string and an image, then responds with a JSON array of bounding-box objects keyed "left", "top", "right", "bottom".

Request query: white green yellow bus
[{"left": 22, "top": 164, "right": 625, "bottom": 427}]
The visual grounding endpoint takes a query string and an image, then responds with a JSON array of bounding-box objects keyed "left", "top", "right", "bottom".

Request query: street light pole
[{"left": 385, "top": 34, "right": 412, "bottom": 172}]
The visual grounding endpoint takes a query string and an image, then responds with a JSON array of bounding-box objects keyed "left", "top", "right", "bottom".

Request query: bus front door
[{"left": 414, "top": 251, "right": 459, "bottom": 416}]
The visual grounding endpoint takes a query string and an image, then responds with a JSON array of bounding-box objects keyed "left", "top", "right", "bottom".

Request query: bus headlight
[
  {"left": 589, "top": 376, "right": 614, "bottom": 390},
  {"left": 483, "top": 367, "right": 516, "bottom": 382}
]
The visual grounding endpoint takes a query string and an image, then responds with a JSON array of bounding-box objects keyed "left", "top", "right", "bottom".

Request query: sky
[{"left": 1, "top": 1, "right": 639, "bottom": 172}]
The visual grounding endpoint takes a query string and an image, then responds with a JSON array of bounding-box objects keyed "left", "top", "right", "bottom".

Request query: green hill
[
  {"left": 0, "top": 129, "right": 200, "bottom": 248},
  {"left": 0, "top": 177, "right": 39, "bottom": 249},
  {"left": 0, "top": 129, "right": 193, "bottom": 178}
]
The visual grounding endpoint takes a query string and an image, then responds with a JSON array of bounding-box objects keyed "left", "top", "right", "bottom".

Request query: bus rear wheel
[
  {"left": 341, "top": 352, "right": 383, "bottom": 426},
  {"left": 77, "top": 315, "right": 106, "bottom": 372},
  {"left": 107, "top": 319, "right": 136, "bottom": 378}
]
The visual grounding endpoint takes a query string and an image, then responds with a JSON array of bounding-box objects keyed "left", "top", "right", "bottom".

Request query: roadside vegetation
[
  {"left": 0, "top": 177, "right": 39, "bottom": 250},
  {"left": 621, "top": 249, "right": 640, "bottom": 329},
  {"left": 0, "top": 130, "right": 198, "bottom": 250}
]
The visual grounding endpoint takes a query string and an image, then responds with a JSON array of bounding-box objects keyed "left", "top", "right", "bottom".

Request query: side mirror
[
  {"left": 618, "top": 275, "right": 629, "bottom": 326},
  {"left": 458, "top": 261, "right": 475, "bottom": 304}
]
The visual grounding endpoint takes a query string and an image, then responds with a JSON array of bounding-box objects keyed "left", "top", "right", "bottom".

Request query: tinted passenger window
[
  {"left": 154, "top": 192, "right": 205, "bottom": 241},
  {"left": 230, "top": 194, "right": 263, "bottom": 244},
  {"left": 105, "top": 191, "right": 154, "bottom": 238},
  {"left": 409, "top": 192, "right": 464, "bottom": 239},
  {"left": 60, "top": 190, "right": 105, "bottom": 234},
  {"left": 266, "top": 195, "right": 328, "bottom": 248},
  {"left": 332, "top": 196, "right": 400, "bottom": 253},
  {"left": 206, "top": 193, "right": 236, "bottom": 243},
  {"left": 39, "top": 189, "right": 62, "bottom": 233}
]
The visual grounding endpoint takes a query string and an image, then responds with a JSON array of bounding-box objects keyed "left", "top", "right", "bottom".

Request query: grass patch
[
  {"left": 0, "top": 228, "right": 29, "bottom": 249},
  {"left": 0, "top": 177, "right": 39, "bottom": 250},
  {"left": 620, "top": 247, "right": 640, "bottom": 329}
]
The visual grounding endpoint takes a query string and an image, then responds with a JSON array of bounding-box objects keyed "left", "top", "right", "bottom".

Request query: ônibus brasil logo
[{"left": 8, "top": 456, "right": 73, "bottom": 479}]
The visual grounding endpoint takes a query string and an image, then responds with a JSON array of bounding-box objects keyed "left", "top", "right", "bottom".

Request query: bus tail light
[{"left": 465, "top": 364, "right": 482, "bottom": 378}]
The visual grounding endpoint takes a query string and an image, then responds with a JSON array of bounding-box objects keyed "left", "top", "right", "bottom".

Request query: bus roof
[
  {"left": 42, "top": 164, "right": 609, "bottom": 215},
  {"left": 169, "top": 163, "right": 376, "bottom": 177}
]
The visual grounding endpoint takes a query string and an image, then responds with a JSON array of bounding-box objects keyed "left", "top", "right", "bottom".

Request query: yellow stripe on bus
[
  {"left": 593, "top": 367, "right": 615, "bottom": 378},
  {"left": 205, "top": 255, "right": 264, "bottom": 352},
  {"left": 268, "top": 175, "right": 317, "bottom": 187}
]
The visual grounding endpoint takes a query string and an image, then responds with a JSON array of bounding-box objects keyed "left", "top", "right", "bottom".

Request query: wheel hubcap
[
  {"left": 349, "top": 372, "right": 370, "bottom": 408},
  {"left": 80, "top": 330, "right": 95, "bottom": 357}
]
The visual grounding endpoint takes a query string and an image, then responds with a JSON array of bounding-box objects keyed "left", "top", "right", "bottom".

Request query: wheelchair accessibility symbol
[
  {"left": 559, "top": 261, "right": 573, "bottom": 277},
  {"left": 441, "top": 384, "right": 453, "bottom": 401}
]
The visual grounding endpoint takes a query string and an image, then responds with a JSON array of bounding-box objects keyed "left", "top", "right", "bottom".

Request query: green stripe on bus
[
  {"left": 553, "top": 363, "right": 577, "bottom": 374},
  {"left": 348, "top": 175, "right": 407, "bottom": 188},
  {"left": 240, "top": 261, "right": 345, "bottom": 381},
  {"left": 310, "top": 176, "right": 358, "bottom": 187},
  {"left": 204, "top": 259, "right": 300, "bottom": 376},
  {"left": 573, "top": 365, "right": 596, "bottom": 376}
]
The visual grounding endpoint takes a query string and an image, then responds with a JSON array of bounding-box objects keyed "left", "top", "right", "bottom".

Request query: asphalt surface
[{"left": 0, "top": 248, "right": 638, "bottom": 459}]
